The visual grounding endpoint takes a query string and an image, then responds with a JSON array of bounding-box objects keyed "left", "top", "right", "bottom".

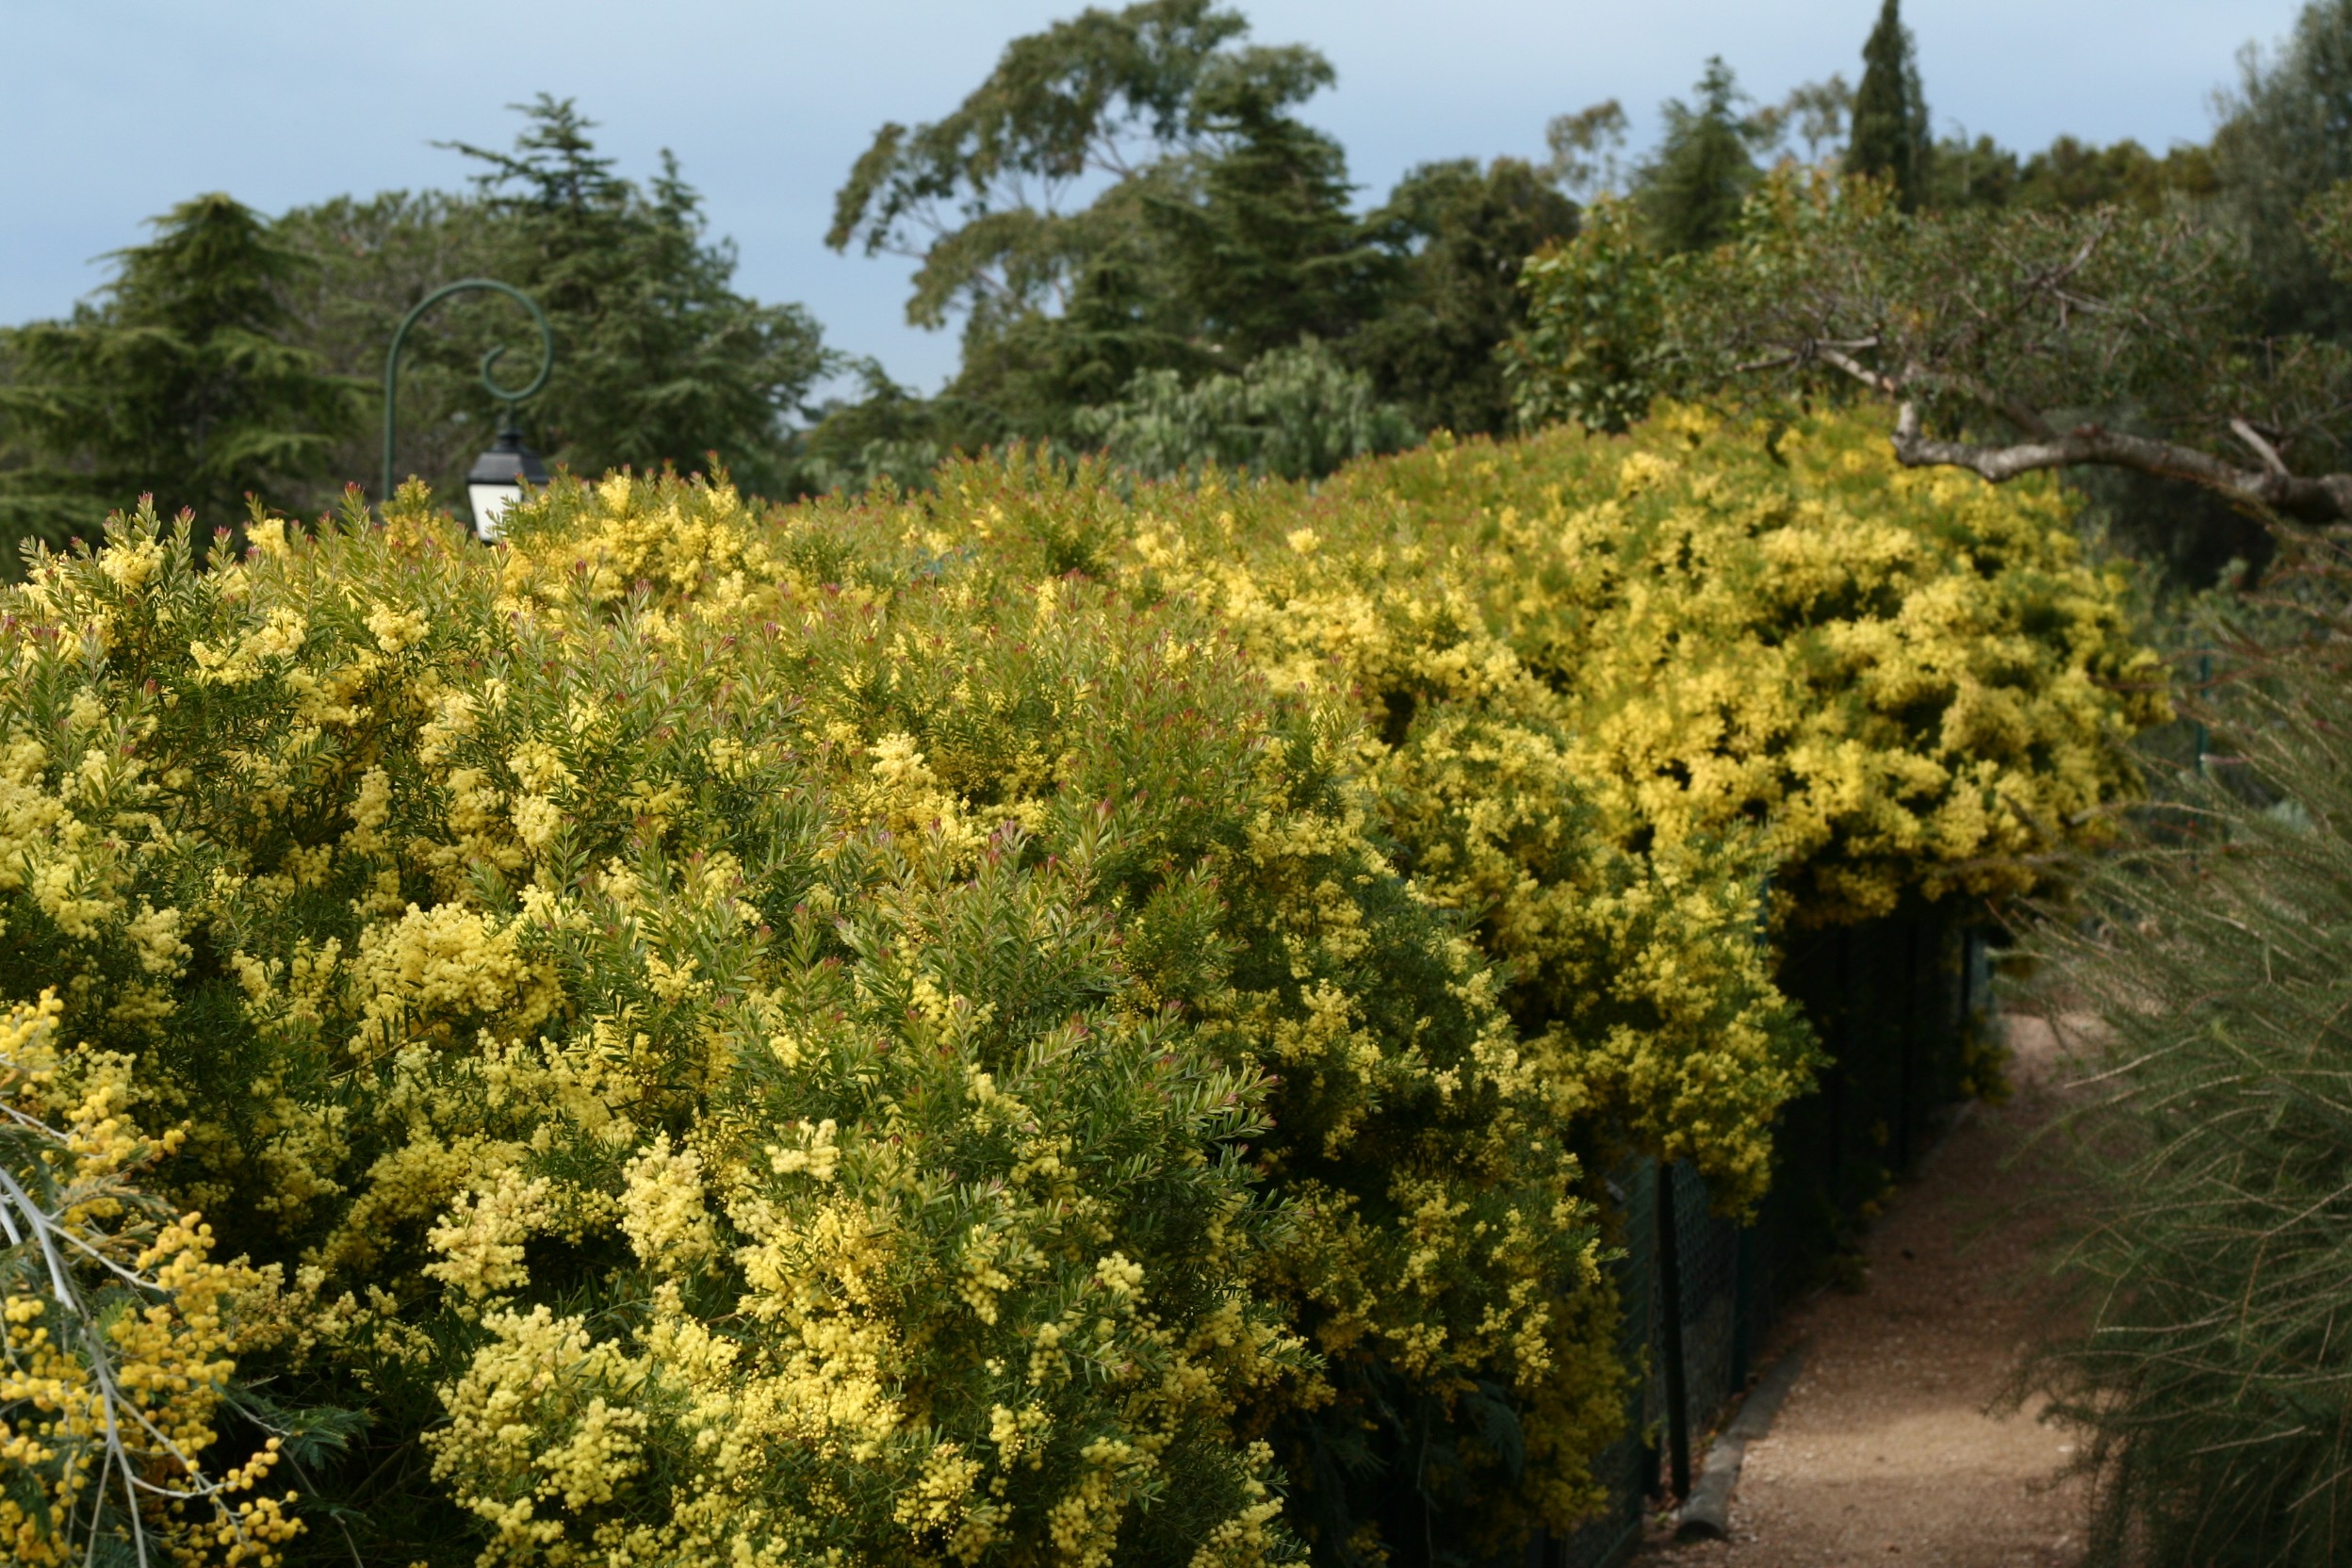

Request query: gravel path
[{"left": 1639, "top": 1015, "right": 2092, "bottom": 1568}]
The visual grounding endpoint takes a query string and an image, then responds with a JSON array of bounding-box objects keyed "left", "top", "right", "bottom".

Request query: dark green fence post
[
  {"left": 1729, "top": 1222, "right": 1756, "bottom": 1391},
  {"left": 1656, "top": 1160, "right": 1691, "bottom": 1499}
]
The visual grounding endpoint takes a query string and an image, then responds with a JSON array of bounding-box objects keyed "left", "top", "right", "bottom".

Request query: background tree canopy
[
  {"left": 1504, "top": 0, "right": 2352, "bottom": 591},
  {"left": 824, "top": 0, "right": 1391, "bottom": 450},
  {"left": 6, "top": 0, "right": 2352, "bottom": 585},
  {"left": 818, "top": 0, "right": 1573, "bottom": 466},
  {"left": 0, "top": 194, "right": 352, "bottom": 552},
  {"left": 443, "top": 96, "right": 834, "bottom": 496},
  {"left": 1, "top": 100, "right": 831, "bottom": 560}
]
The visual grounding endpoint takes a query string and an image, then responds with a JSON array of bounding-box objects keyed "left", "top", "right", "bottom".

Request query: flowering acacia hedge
[
  {"left": 0, "top": 406, "right": 2157, "bottom": 1567},
  {"left": 1319, "top": 407, "right": 2168, "bottom": 925},
  {"left": 855, "top": 406, "right": 2162, "bottom": 1187}
]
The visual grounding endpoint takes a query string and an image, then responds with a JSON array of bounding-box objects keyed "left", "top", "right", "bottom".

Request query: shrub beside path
[{"left": 1641, "top": 1014, "right": 2092, "bottom": 1567}]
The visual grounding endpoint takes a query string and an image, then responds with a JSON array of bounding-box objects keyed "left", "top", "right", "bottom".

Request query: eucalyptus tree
[{"left": 825, "top": 0, "right": 1387, "bottom": 447}]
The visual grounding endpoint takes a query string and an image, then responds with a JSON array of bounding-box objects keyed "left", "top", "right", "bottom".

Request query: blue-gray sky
[{"left": 1, "top": 0, "right": 2308, "bottom": 392}]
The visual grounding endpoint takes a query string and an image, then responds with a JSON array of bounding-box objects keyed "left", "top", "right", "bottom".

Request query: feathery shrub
[{"left": 2026, "top": 529, "right": 2352, "bottom": 1567}]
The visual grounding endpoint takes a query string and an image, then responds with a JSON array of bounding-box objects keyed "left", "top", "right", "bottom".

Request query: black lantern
[
  {"left": 465, "top": 415, "right": 549, "bottom": 544},
  {"left": 382, "top": 278, "right": 554, "bottom": 541}
]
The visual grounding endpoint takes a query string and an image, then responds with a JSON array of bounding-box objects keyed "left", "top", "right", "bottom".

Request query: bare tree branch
[
  {"left": 1888, "top": 402, "right": 2352, "bottom": 522},
  {"left": 2230, "top": 416, "right": 2292, "bottom": 479},
  {"left": 1813, "top": 345, "right": 1901, "bottom": 397},
  {"left": 1764, "top": 319, "right": 2352, "bottom": 522}
]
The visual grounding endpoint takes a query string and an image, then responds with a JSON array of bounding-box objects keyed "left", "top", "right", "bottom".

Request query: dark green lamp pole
[{"left": 382, "top": 279, "right": 553, "bottom": 542}]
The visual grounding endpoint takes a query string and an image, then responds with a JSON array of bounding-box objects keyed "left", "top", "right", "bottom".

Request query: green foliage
[
  {"left": 1146, "top": 78, "right": 1388, "bottom": 368},
  {"left": 2014, "top": 136, "right": 2216, "bottom": 214},
  {"left": 1349, "top": 158, "right": 1580, "bottom": 436},
  {"left": 1543, "top": 102, "right": 1630, "bottom": 203},
  {"left": 1848, "top": 0, "right": 1929, "bottom": 210},
  {"left": 823, "top": 0, "right": 1373, "bottom": 450},
  {"left": 2023, "top": 531, "right": 2352, "bottom": 1565},
  {"left": 825, "top": 0, "right": 1277, "bottom": 329},
  {"left": 1641, "top": 172, "right": 2270, "bottom": 438},
  {"left": 743, "top": 404, "right": 2163, "bottom": 1546},
  {"left": 1919, "top": 132, "right": 2220, "bottom": 216},
  {"left": 1070, "top": 338, "right": 1413, "bottom": 479},
  {"left": 445, "top": 97, "right": 835, "bottom": 493},
  {"left": 1917, "top": 132, "right": 2019, "bottom": 210},
  {"left": 815, "top": 2, "right": 1575, "bottom": 468},
  {"left": 0, "top": 194, "right": 352, "bottom": 559},
  {"left": 1501, "top": 200, "right": 1664, "bottom": 434},
  {"left": 2213, "top": 0, "right": 2352, "bottom": 336},
  {"left": 0, "top": 101, "right": 831, "bottom": 546},
  {"left": 1909, "top": 127, "right": 2220, "bottom": 217},
  {"left": 1776, "top": 76, "right": 1854, "bottom": 168},
  {"left": 1511, "top": 163, "right": 2352, "bottom": 559},
  {"left": 781, "top": 361, "right": 954, "bottom": 498},
  {"left": 270, "top": 189, "right": 512, "bottom": 511}
]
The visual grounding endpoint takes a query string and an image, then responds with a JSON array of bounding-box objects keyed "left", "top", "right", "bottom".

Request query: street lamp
[
  {"left": 382, "top": 279, "right": 554, "bottom": 543},
  {"left": 464, "top": 414, "right": 549, "bottom": 544}
]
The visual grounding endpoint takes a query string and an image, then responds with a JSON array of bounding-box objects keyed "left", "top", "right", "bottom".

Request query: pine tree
[
  {"left": 1640, "top": 58, "right": 1762, "bottom": 253},
  {"left": 448, "top": 97, "right": 833, "bottom": 493},
  {"left": 1151, "top": 97, "right": 1389, "bottom": 368},
  {"left": 1849, "top": 0, "right": 1930, "bottom": 209},
  {"left": 0, "top": 193, "right": 351, "bottom": 556}
]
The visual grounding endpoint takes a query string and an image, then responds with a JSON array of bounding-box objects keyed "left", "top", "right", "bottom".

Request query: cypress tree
[{"left": 1849, "top": 0, "right": 1930, "bottom": 208}]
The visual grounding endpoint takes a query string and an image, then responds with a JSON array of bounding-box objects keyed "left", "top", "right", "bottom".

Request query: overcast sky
[{"left": 0, "top": 0, "right": 2310, "bottom": 393}]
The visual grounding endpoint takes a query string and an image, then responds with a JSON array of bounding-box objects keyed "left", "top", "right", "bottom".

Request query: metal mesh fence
[
  {"left": 1530, "top": 903, "right": 1983, "bottom": 1568},
  {"left": 1540, "top": 1169, "right": 1658, "bottom": 1568}
]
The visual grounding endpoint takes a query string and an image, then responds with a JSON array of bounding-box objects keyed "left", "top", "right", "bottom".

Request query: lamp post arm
[{"left": 381, "top": 279, "right": 554, "bottom": 507}]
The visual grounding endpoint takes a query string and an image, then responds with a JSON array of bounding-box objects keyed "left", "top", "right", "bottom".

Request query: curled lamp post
[{"left": 382, "top": 279, "right": 554, "bottom": 543}]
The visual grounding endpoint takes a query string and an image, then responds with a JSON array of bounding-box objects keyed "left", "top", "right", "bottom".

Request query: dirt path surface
[{"left": 1639, "top": 1016, "right": 2091, "bottom": 1568}]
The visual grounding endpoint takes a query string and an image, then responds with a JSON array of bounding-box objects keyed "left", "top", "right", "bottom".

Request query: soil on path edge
[{"left": 1637, "top": 1015, "right": 2092, "bottom": 1568}]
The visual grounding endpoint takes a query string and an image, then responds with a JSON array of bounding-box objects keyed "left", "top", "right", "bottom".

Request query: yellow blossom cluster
[
  {"left": 480, "top": 416, "right": 2148, "bottom": 1554},
  {"left": 1316, "top": 407, "right": 2168, "bottom": 922},
  {"left": 865, "top": 412, "right": 2160, "bottom": 1202},
  {"left": 0, "top": 993, "right": 293, "bottom": 1566}
]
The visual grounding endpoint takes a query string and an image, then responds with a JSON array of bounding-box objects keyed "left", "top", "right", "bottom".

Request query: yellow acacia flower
[{"left": 618, "top": 1133, "right": 718, "bottom": 1274}]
